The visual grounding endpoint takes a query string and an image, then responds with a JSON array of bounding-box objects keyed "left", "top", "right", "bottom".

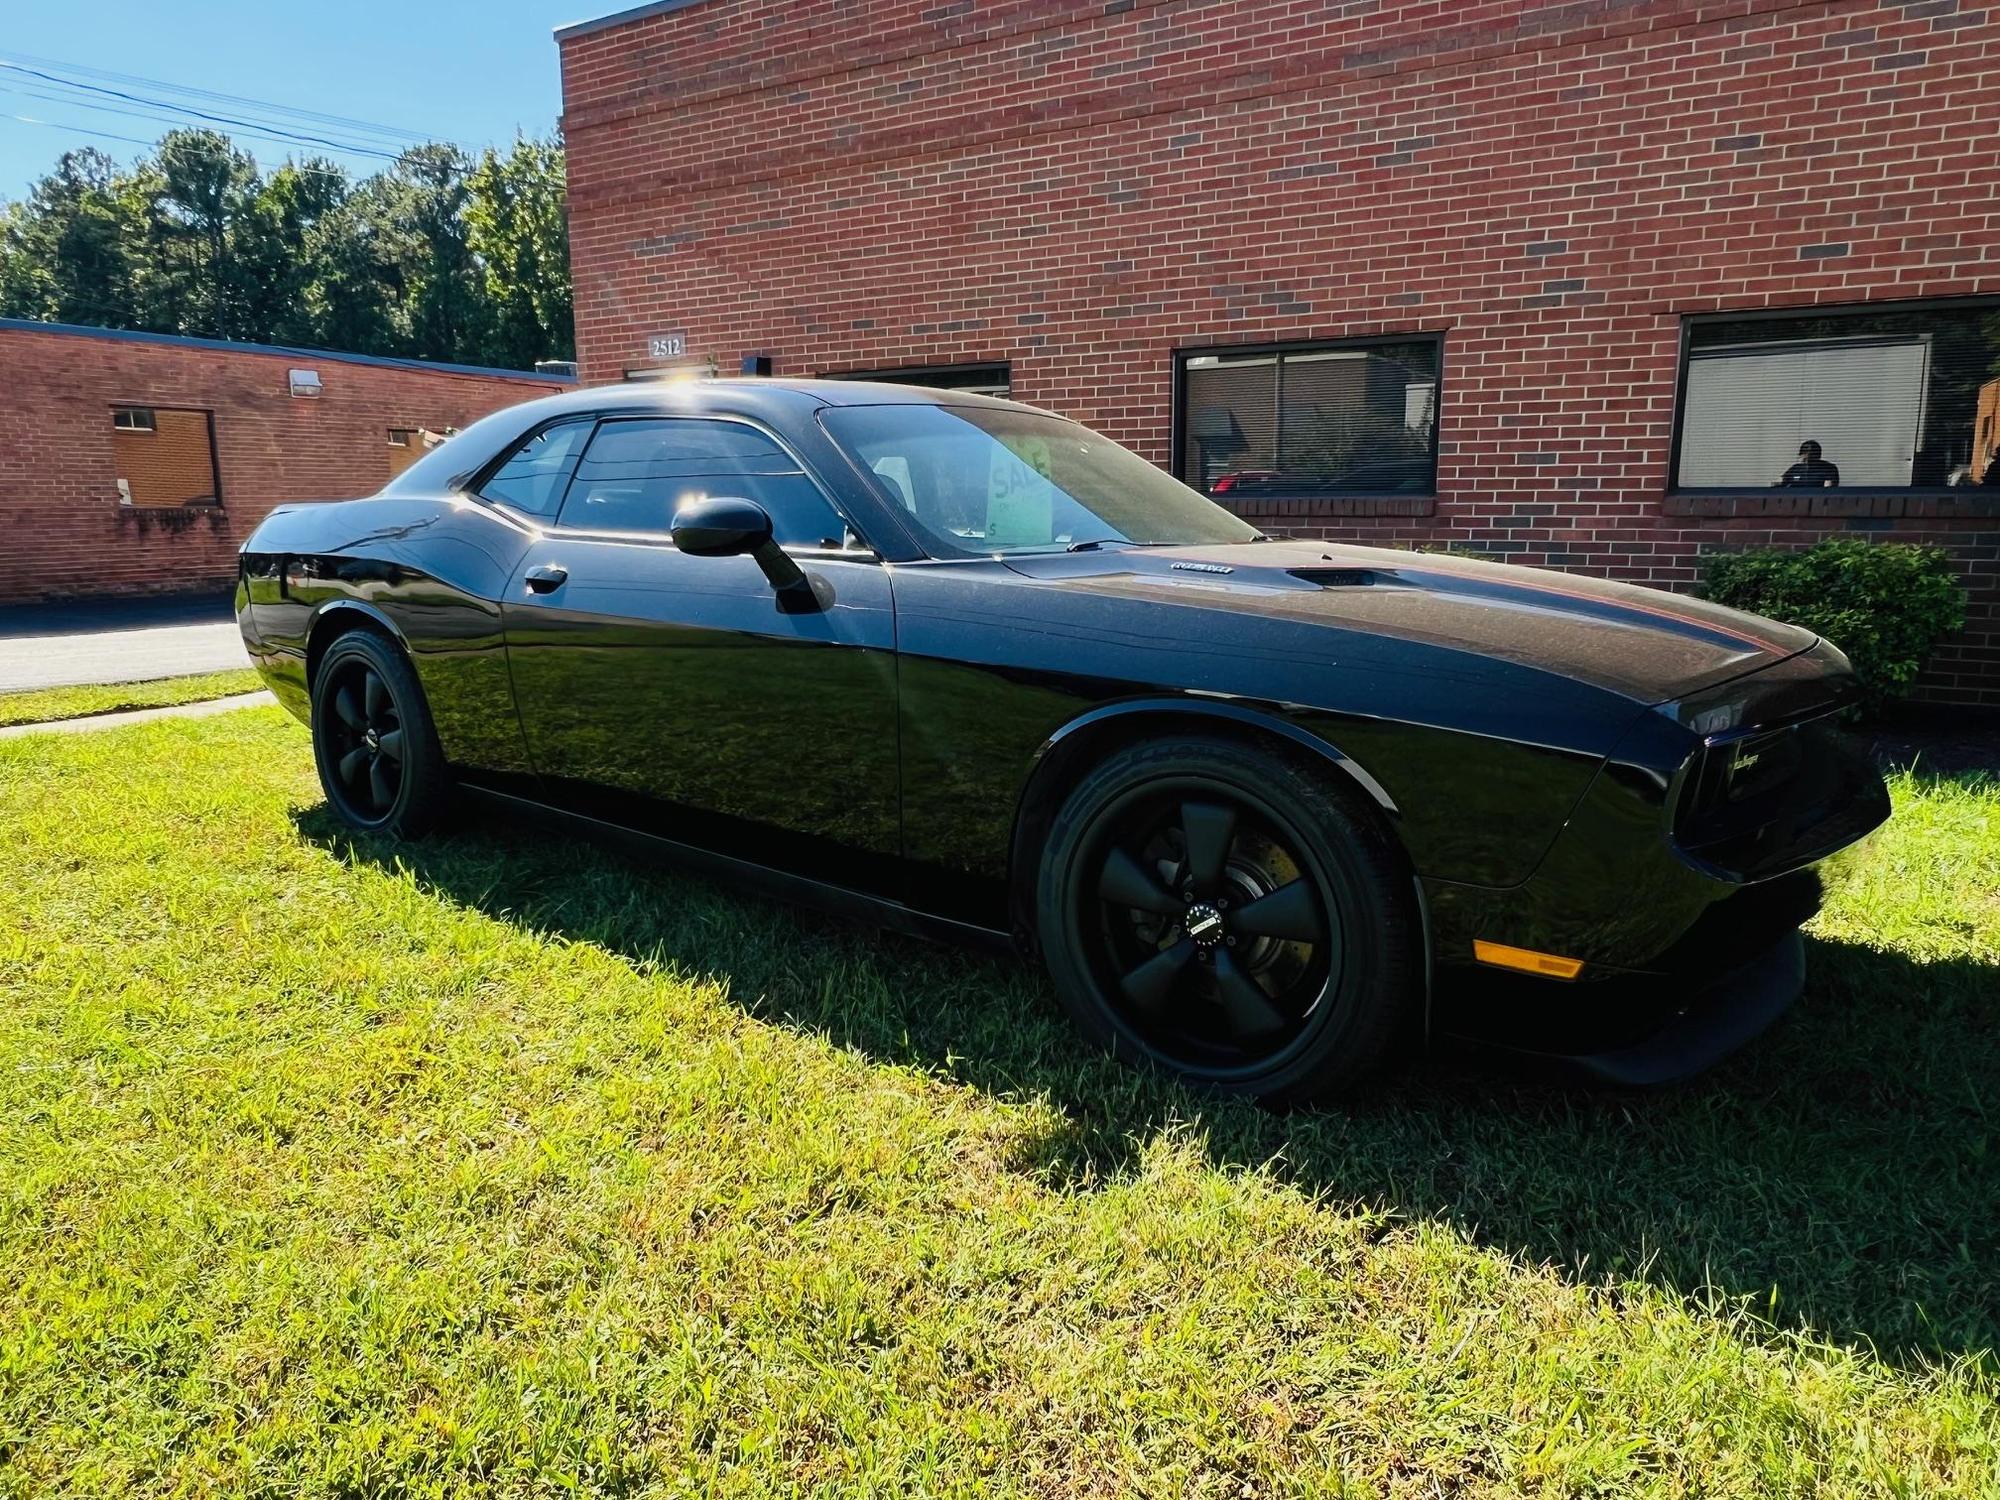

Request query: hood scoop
[{"left": 1288, "top": 567, "right": 1399, "bottom": 589}]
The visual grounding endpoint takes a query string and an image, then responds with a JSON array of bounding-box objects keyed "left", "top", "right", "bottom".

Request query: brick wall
[
  {"left": 560, "top": 0, "right": 2000, "bottom": 705},
  {"left": 0, "top": 324, "right": 566, "bottom": 604}
]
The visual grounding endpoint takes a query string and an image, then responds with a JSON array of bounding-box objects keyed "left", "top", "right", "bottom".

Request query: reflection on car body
[{"left": 236, "top": 379, "right": 1889, "bottom": 1104}]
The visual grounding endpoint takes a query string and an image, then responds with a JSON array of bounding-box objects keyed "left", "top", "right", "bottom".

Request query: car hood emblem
[{"left": 1171, "top": 561, "right": 1234, "bottom": 575}]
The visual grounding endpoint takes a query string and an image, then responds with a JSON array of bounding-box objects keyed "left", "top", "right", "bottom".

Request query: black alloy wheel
[
  {"left": 310, "top": 630, "right": 450, "bottom": 838},
  {"left": 1090, "top": 785, "right": 1336, "bottom": 1068},
  {"left": 323, "top": 657, "right": 406, "bottom": 823},
  {"left": 1038, "top": 738, "right": 1415, "bottom": 1104}
]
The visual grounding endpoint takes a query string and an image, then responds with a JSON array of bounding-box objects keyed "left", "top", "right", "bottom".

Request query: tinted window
[
  {"left": 479, "top": 419, "right": 593, "bottom": 516},
  {"left": 558, "top": 418, "right": 845, "bottom": 546},
  {"left": 1676, "top": 301, "right": 2000, "bottom": 489},
  {"left": 822, "top": 404, "right": 1259, "bottom": 555},
  {"left": 1176, "top": 339, "right": 1441, "bottom": 497}
]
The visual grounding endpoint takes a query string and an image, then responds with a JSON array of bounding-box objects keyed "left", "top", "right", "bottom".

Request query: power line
[
  {"left": 0, "top": 113, "right": 368, "bottom": 184},
  {"left": 1, "top": 113, "right": 159, "bottom": 153},
  {"left": 0, "top": 50, "right": 449, "bottom": 149},
  {"left": 0, "top": 83, "right": 403, "bottom": 168},
  {"left": 0, "top": 60, "right": 406, "bottom": 160}
]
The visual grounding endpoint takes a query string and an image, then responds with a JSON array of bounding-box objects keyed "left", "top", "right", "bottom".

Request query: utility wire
[
  {"left": 0, "top": 48, "right": 444, "bottom": 147},
  {"left": 0, "top": 112, "right": 384, "bottom": 185},
  {"left": 2, "top": 114, "right": 160, "bottom": 154},
  {"left": 0, "top": 83, "right": 404, "bottom": 168},
  {"left": 0, "top": 60, "right": 406, "bottom": 160}
]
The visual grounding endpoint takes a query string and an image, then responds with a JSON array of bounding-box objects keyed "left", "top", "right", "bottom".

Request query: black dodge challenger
[{"left": 237, "top": 379, "right": 1890, "bottom": 1103}]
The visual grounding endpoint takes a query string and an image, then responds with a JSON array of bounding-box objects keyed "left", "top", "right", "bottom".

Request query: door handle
[{"left": 524, "top": 564, "right": 568, "bottom": 594}]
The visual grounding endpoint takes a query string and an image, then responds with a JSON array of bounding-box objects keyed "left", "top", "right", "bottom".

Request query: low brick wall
[{"left": 0, "top": 322, "right": 567, "bottom": 605}]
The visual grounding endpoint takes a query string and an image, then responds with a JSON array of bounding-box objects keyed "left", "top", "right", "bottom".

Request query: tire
[
  {"left": 310, "top": 629, "right": 451, "bottom": 838},
  {"left": 1035, "top": 736, "right": 1416, "bottom": 1106}
]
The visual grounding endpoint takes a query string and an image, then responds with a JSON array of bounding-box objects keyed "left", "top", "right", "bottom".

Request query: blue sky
[{"left": 1, "top": 0, "right": 606, "bottom": 198}]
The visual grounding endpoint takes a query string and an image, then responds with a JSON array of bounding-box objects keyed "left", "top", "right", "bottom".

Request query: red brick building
[
  {"left": 0, "top": 320, "right": 570, "bottom": 605},
  {"left": 557, "top": 0, "right": 2000, "bottom": 707}
]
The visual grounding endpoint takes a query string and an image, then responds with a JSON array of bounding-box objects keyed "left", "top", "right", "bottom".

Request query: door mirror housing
[
  {"left": 670, "top": 495, "right": 773, "bottom": 557},
  {"left": 670, "top": 496, "right": 817, "bottom": 607}
]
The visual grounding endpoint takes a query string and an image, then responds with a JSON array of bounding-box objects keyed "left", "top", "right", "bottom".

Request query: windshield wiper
[{"left": 1065, "top": 538, "right": 1128, "bottom": 552}]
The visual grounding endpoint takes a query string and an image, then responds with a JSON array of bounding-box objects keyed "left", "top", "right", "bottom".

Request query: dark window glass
[
  {"left": 823, "top": 403, "right": 1260, "bottom": 555},
  {"left": 479, "top": 419, "right": 593, "bottom": 516},
  {"left": 558, "top": 418, "right": 845, "bottom": 546},
  {"left": 1177, "top": 340, "right": 1440, "bottom": 497},
  {"left": 1677, "top": 302, "right": 2000, "bottom": 489}
]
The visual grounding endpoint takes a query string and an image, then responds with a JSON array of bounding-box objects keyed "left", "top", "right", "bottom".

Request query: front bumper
[
  {"left": 1439, "top": 928, "right": 1806, "bottom": 1087},
  {"left": 1419, "top": 638, "right": 1887, "bottom": 1085}
]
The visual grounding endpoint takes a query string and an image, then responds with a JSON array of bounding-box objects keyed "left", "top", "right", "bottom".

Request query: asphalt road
[{"left": 0, "top": 592, "right": 248, "bottom": 693}]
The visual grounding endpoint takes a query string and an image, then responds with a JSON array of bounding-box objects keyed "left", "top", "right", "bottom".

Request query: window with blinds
[
  {"left": 1175, "top": 338, "right": 1441, "bottom": 499},
  {"left": 1675, "top": 301, "right": 2000, "bottom": 490}
]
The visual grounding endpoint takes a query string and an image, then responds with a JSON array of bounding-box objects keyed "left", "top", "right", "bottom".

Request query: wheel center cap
[
  {"left": 1185, "top": 902, "right": 1225, "bottom": 947},
  {"left": 363, "top": 728, "right": 380, "bottom": 752}
]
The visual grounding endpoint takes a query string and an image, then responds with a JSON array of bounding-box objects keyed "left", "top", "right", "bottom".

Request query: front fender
[{"left": 1031, "top": 697, "right": 1401, "bottom": 815}]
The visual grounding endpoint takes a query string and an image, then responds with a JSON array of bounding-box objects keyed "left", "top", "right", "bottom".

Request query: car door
[{"left": 500, "top": 414, "right": 902, "bottom": 892}]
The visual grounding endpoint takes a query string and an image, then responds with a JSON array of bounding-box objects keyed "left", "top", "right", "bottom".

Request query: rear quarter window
[{"left": 476, "top": 419, "right": 596, "bottom": 517}]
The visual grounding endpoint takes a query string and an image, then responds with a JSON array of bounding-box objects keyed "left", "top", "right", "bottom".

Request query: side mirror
[
  {"left": 670, "top": 495, "right": 772, "bottom": 557},
  {"left": 670, "top": 496, "right": 817, "bottom": 607}
]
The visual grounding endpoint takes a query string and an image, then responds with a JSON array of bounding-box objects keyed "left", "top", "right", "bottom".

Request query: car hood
[{"left": 999, "top": 540, "right": 1817, "bottom": 705}]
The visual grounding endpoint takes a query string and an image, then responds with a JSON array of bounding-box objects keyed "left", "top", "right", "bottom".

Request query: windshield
[{"left": 820, "top": 403, "right": 1262, "bottom": 556}]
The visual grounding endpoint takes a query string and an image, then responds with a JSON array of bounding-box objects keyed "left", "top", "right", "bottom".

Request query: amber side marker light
[{"left": 1474, "top": 941, "right": 1586, "bottom": 980}]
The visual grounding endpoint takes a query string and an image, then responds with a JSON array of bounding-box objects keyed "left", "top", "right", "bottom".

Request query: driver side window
[{"left": 556, "top": 417, "right": 846, "bottom": 547}]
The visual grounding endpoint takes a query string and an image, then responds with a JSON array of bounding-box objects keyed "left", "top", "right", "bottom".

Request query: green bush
[{"left": 1700, "top": 538, "right": 1967, "bottom": 713}]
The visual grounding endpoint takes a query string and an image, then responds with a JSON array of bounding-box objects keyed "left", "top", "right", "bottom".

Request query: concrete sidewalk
[
  {"left": 0, "top": 591, "right": 248, "bottom": 693},
  {"left": 0, "top": 691, "right": 272, "bottom": 740}
]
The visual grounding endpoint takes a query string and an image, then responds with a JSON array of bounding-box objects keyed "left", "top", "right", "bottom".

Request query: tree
[
  {"left": 0, "top": 148, "right": 144, "bottom": 328},
  {"left": 379, "top": 144, "right": 488, "bottom": 363},
  {"left": 466, "top": 136, "right": 573, "bottom": 367},
  {"left": 240, "top": 158, "right": 353, "bottom": 347},
  {"left": 142, "top": 129, "right": 264, "bottom": 339},
  {"left": 0, "top": 129, "right": 572, "bottom": 367}
]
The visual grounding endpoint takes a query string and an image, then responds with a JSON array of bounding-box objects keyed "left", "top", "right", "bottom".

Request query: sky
[{"left": 0, "top": 0, "right": 607, "bottom": 199}]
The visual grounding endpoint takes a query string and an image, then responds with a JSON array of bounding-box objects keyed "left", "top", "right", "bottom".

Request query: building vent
[{"left": 288, "top": 368, "right": 322, "bottom": 398}]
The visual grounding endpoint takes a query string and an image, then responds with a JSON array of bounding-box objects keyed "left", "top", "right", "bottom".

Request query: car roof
[
  {"left": 381, "top": 375, "right": 1062, "bottom": 510},
  {"left": 516, "top": 377, "right": 1040, "bottom": 424}
]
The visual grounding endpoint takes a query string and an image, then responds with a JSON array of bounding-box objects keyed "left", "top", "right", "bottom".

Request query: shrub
[{"left": 1700, "top": 538, "right": 1967, "bottom": 714}]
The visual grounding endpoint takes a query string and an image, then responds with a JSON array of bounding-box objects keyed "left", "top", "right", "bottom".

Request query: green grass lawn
[
  {"left": 0, "top": 668, "right": 265, "bottom": 728},
  {"left": 1, "top": 707, "right": 1996, "bottom": 1496}
]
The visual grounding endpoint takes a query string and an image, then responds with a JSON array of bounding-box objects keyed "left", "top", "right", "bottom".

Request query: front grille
[{"left": 1672, "top": 714, "right": 1888, "bottom": 882}]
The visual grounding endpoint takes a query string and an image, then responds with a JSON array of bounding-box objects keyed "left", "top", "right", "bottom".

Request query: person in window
[{"left": 1776, "top": 440, "right": 1840, "bottom": 488}]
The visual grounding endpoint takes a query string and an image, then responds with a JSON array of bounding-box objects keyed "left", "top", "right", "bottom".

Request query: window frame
[
  {"left": 826, "top": 361, "right": 1013, "bottom": 398},
  {"left": 111, "top": 406, "right": 157, "bottom": 432},
  {"left": 467, "top": 414, "right": 599, "bottom": 522},
  {"left": 1170, "top": 333, "right": 1446, "bottom": 503},
  {"left": 109, "top": 404, "right": 222, "bottom": 508},
  {"left": 467, "top": 411, "right": 868, "bottom": 556},
  {"left": 1668, "top": 295, "right": 2000, "bottom": 496}
]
